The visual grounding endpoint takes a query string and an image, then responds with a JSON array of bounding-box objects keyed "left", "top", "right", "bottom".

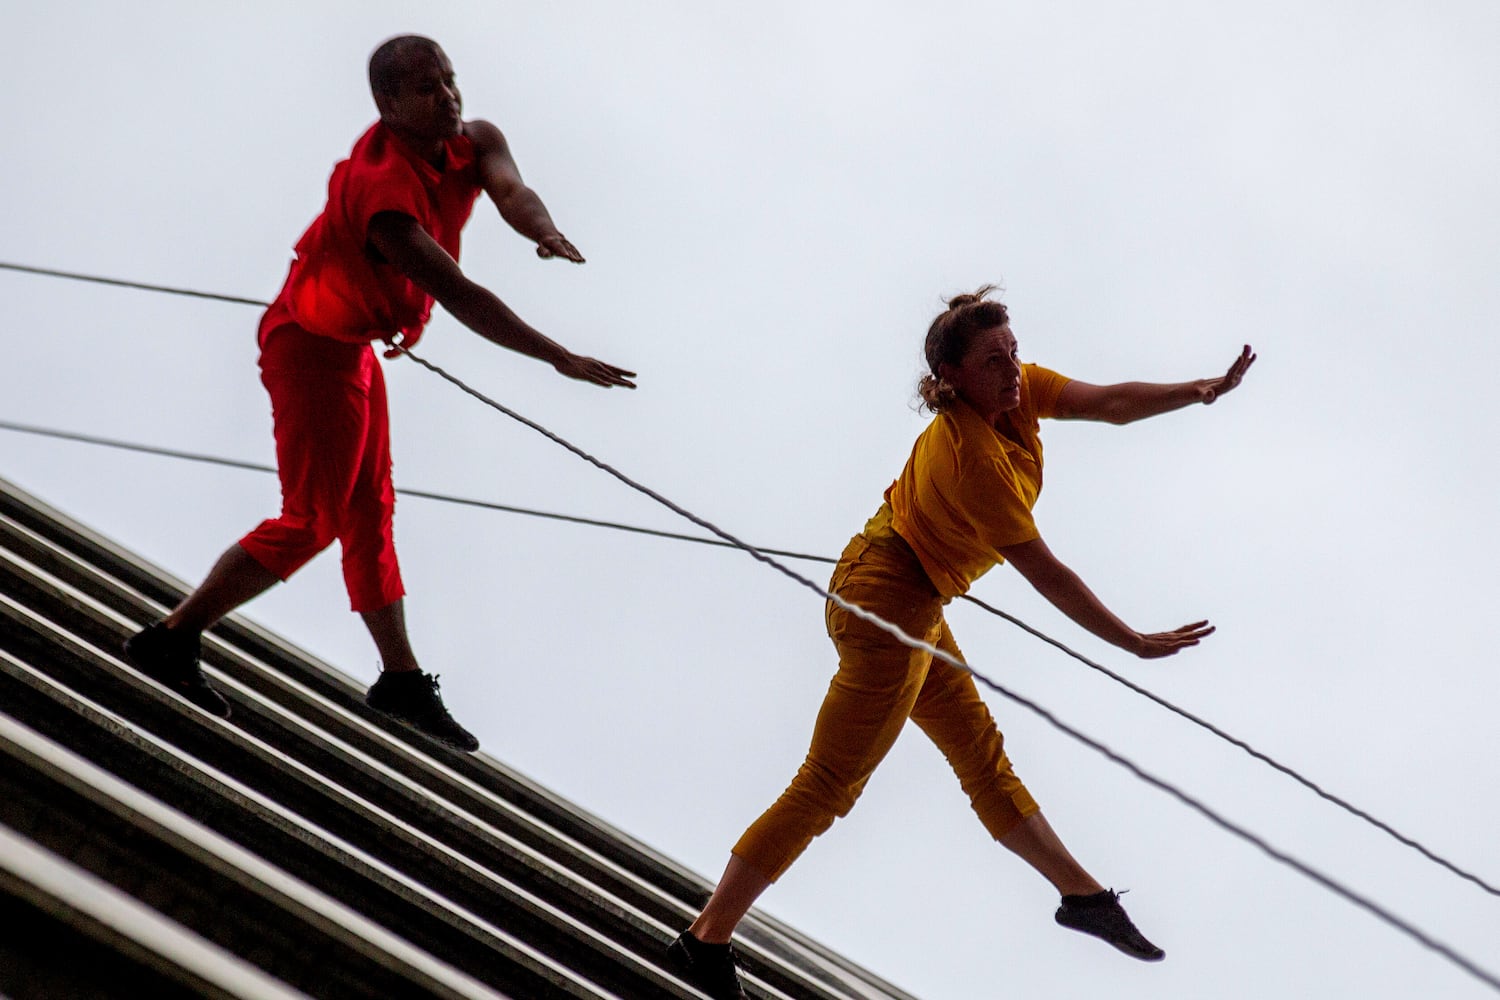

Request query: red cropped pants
[
  {"left": 238, "top": 323, "right": 404, "bottom": 613},
  {"left": 732, "top": 520, "right": 1039, "bottom": 882}
]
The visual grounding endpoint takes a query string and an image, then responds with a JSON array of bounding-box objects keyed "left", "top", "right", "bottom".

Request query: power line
[
  {"left": 6, "top": 414, "right": 1499, "bottom": 902},
  {"left": 0, "top": 420, "right": 835, "bottom": 566},
  {"left": 6, "top": 260, "right": 1498, "bottom": 897},
  {"left": 959, "top": 592, "right": 1500, "bottom": 899},
  {"left": 0, "top": 261, "right": 270, "bottom": 308},
  {"left": 7, "top": 260, "right": 1499, "bottom": 988},
  {"left": 397, "top": 342, "right": 1500, "bottom": 993}
]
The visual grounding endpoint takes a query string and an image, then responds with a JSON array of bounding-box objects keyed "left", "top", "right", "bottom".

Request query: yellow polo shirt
[{"left": 881, "top": 364, "right": 1071, "bottom": 598}]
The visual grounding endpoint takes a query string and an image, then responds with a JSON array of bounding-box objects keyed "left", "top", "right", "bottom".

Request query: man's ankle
[{"left": 379, "top": 663, "right": 422, "bottom": 675}]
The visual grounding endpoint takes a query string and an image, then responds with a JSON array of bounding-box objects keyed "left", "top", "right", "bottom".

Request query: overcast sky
[{"left": 4, "top": 3, "right": 1500, "bottom": 998}]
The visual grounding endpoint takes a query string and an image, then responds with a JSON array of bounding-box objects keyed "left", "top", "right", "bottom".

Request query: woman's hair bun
[{"left": 944, "top": 284, "right": 999, "bottom": 311}]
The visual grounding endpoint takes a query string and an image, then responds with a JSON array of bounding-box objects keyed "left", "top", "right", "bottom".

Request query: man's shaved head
[{"left": 368, "top": 35, "right": 442, "bottom": 99}]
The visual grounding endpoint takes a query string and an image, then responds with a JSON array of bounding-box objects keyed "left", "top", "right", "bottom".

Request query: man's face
[{"left": 379, "top": 45, "right": 463, "bottom": 142}]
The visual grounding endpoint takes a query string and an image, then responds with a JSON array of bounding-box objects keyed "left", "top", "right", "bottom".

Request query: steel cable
[
  {"left": 396, "top": 342, "right": 1500, "bottom": 993},
  {"left": 5, "top": 261, "right": 1499, "bottom": 988}
]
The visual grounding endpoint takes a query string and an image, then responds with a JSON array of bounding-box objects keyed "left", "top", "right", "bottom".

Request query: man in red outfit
[{"left": 123, "top": 35, "right": 635, "bottom": 751}]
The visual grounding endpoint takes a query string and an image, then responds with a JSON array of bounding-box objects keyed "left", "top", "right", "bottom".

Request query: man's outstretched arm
[
  {"left": 367, "top": 211, "right": 633, "bottom": 387},
  {"left": 1052, "top": 345, "right": 1255, "bottom": 425},
  {"left": 466, "top": 119, "right": 583, "bottom": 262}
]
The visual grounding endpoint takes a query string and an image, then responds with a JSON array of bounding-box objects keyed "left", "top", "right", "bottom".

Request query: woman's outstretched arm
[
  {"left": 1051, "top": 345, "right": 1255, "bottom": 425},
  {"left": 998, "top": 535, "right": 1213, "bottom": 658}
]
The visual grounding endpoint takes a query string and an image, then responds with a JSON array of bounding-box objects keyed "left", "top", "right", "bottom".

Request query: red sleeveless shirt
[{"left": 259, "top": 121, "right": 482, "bottom": 349}]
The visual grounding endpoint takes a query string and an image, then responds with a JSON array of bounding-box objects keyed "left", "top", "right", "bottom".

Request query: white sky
[{"left": 4, "top": 3, "right": 1500, "bottom": 998}]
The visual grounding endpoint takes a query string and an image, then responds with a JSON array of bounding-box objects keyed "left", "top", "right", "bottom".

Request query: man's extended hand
[
  {"left": 536, "top": 234, "right": 585, "bottom": 263},
  {"left": 1200, "top": 345, "right": 1256, "bottom": 404},
  {"left": 554, "top": 353, "right": 636, "bottom": 388}
]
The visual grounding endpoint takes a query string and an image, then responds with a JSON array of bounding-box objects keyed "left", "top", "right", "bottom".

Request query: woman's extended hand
[
  {"left": 1131, "top": 621, "right": 1215, "bottom": 658},
  {"left": 1199, "top": 345, "right": 1256, "bottom": 404}
]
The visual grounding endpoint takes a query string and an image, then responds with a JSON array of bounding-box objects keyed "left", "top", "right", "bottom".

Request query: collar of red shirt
[{"left": 378, "top": 121, "right": 476, "bottom": 186}]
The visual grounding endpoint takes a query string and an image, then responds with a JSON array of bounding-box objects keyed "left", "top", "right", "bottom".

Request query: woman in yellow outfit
[{"left": 666, "top": 287, "right": 1255, "bottom": 999}]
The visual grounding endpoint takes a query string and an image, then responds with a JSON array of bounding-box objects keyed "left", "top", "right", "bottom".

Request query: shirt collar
[{"left": 378, "top": 121, "right": 474, "bottom": 185}]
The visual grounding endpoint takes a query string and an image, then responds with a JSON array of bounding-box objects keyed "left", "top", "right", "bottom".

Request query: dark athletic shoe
[
  {"left": 1055, "top": 890, "right": 1165, "bottom": 962},
  {"left": 666, "top": 931, "right": 748, "bottom": 999},
  {"left": 122, "top": 622, "right": 232, "bottom": 719},
  {"left": 365, "top": 670, "right": 480, "bottom": 752}
]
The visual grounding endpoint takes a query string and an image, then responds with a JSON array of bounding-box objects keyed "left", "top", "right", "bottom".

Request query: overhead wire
[
  {"left": 5, "top": 416, "right": 1497, "bottom": 903},
  {"left": 396, "top": 341, "right": 1500, "bottom": 994},
  {"left": 4, "top": 261, "right": 1498, "bottom": 901},
  {"left": 6, "top": 260, "right": 1499, "bottom": 991},
  {"left": 959, "top": 591, "right": 1500, "bottom": 900},
  {"left": 0, "top": 261, "right": 268, "bottom": 308},
  {"left": 0, "top": 419, "right": 833, "bottom": 564}
]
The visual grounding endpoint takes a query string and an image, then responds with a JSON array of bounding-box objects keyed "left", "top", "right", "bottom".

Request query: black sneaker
[
  {"left": 1055, "top": 889, "right": 1165, "bottom": 962},
  {"left": 122, "top": 622, "right": 232, "bottom": 719},
  {"left": 666, "top": 931, "right": 748, "bottom": 1000},
  {"left": 365, "top": 670, "right": 479, "bottom": 752}
]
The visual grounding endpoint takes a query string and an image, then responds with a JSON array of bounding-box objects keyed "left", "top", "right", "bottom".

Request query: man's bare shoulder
[{"left": 462, "top": 119, "right": 507, "bottom": 152}]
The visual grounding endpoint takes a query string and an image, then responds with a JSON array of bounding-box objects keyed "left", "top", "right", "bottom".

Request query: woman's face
[{"left": 940, "top": 323, "right": 1022, "bottom": 423}]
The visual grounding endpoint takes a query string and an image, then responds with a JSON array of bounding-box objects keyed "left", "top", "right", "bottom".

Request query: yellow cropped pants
[{"left": 733, "top": 522, "right": 1039, "bottom": 882}]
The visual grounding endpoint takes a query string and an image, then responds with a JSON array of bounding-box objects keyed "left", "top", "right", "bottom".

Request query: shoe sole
[
  {"left": 365, "top": 702, "right": 479, "bottom": 753},
  {"left": 1055, "top": 914, "right": 1165, "bottom": 962}
]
